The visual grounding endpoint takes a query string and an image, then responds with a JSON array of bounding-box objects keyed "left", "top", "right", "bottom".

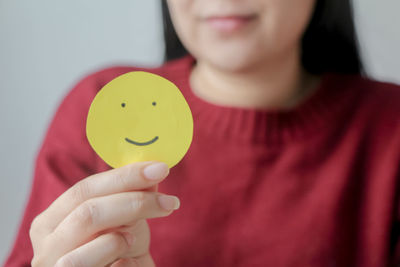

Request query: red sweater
[{"left": 4, "top": 55, "right": 400, "bottom": 267}]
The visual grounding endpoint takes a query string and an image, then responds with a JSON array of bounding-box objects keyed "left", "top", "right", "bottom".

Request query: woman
[{"left": 4, "top": 0, "right": 400, "bottom": 266}]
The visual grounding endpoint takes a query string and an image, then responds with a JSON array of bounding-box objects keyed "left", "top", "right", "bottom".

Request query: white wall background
[
  {"left": 0, "top": 0, "right": 399, "bottom": 263},
  {"left": 0, "top": 0, "right": 164, "bottom": 262}
]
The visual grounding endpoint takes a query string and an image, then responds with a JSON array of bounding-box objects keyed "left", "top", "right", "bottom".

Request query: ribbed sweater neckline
[{"left": 170, "top": 55, "right": 360, "bottom": 144}]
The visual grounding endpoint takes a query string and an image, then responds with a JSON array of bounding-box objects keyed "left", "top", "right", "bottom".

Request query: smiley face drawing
[{"left": 86, "top": 71, "right": 193, "bottom": 168}]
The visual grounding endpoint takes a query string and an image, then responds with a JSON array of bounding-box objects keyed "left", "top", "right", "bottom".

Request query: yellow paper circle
[{"left": 86, "top": 71, "right": 193, "bottom": 168}]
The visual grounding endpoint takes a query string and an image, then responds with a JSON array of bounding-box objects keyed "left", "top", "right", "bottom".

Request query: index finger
[{"left": 36, "top": 161, "right": 169, "bottom": 233}]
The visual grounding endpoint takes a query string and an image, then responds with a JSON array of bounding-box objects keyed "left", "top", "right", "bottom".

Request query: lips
[{"left": 204, "top": 14, "right": 257, "bottom": 32}]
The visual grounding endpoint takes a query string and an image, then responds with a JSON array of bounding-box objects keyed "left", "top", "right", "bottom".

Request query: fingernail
[
  {"left": 120, "top": 232, "right": 135, "bottom": 247},
  {"left": 143, "top": 162, "right": 169, "bottom": 180},
  {"left": 158, "top": 195, "right": 180, "bottom": 211}
]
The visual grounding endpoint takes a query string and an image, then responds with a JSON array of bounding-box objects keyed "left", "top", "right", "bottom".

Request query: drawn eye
[
  {"left": 152, "top": 101, "right": 157, "bottom": 106},
  {"left": 121, "top": 103, "right": 126, "bottom": 108}
]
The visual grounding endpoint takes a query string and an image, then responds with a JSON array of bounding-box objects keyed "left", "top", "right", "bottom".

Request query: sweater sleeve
[
  {"left": 2, "top": 69, "right": 120, "bottom": 267},
  {"left": 391, "top": 176, "right": 400, "bottom": 267},
  {"left": 389, "top": 123, "right": 400, "bottom": 267}
]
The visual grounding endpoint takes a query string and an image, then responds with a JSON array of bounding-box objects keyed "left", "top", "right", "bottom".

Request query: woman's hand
[{"left": 29, "top": 161, "right": 179, "bottom": 267}]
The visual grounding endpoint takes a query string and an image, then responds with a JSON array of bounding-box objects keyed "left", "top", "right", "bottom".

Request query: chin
[
  {"left": 191, "top": 37, "right": 267, "bottom": 72},
  {"left": 199, "top": 49, "right": 260, "bottom": 73}
]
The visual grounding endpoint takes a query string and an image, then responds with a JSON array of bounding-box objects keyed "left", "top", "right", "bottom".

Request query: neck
[{"left": 190, "top": 50, "right": 320, "bottom": 110}]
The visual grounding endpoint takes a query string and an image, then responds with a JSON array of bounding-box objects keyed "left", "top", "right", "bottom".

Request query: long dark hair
[{"left": 161, "top": 0, "right": 363, "bottom": 75}]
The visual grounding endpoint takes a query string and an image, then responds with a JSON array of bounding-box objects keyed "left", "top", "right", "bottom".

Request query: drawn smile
[{"left": 125, "top": 136, "right": 159, "bottom": 146}]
